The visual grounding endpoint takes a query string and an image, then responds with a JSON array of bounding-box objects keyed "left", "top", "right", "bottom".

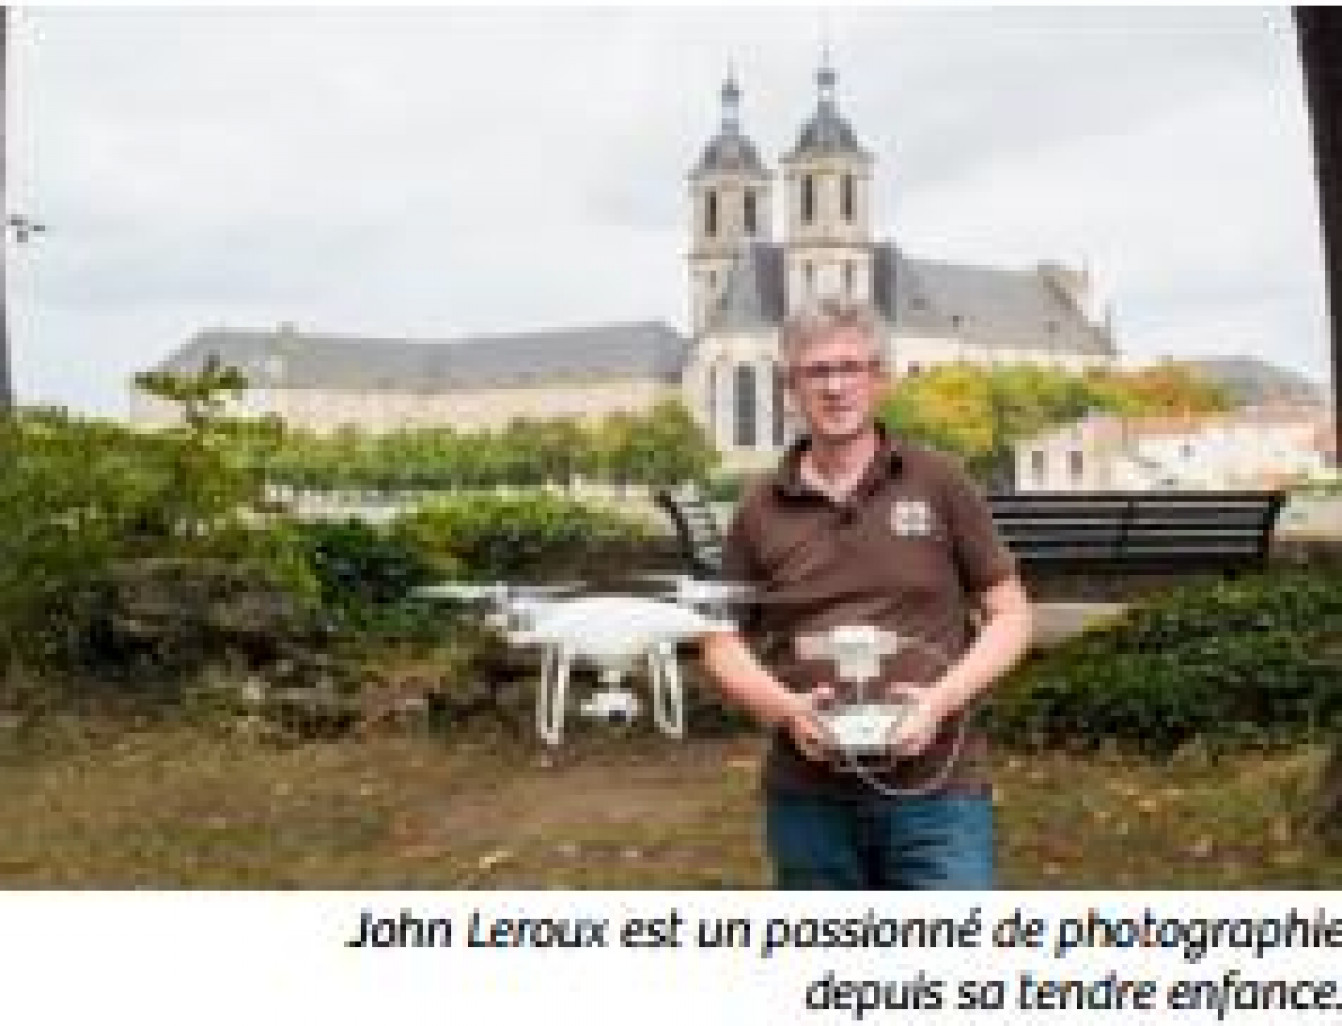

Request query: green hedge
[
  {"left": 288, "top": 520, "right": 456, "bottom": 643},
  {"left": 985, "top": 569, "right": 1342, "bottom": 755},
  {"left": 393, "top": 490, "right": 650, "bottom": 582}
]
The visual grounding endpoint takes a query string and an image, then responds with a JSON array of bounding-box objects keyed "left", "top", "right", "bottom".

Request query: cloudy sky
[{"left": 5, "top": 6, "right": 1331, "bottom": 417}]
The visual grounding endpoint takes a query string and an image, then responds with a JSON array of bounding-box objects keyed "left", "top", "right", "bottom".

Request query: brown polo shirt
[{"left": 717, "top": 423, "right": 1017, "bottom": 799}]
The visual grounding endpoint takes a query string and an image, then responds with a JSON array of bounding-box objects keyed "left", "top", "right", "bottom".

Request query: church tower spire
[
  {"left": 687, "top": 69, "right": 773, "bottom": 334},
  {"left": 780, "top": 54, "right": 875, "bottom": 313}
]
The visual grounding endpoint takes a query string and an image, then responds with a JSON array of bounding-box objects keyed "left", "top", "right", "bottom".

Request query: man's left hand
[{"left": 883, "top": 683, "right": 950, "bottom": 758}]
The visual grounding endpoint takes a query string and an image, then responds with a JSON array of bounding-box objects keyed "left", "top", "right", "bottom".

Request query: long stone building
[{"left": 133, "top": 61, "right": 1119, "bottom": 472}]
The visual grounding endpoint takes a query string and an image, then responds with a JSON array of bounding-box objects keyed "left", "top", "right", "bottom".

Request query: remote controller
[{"left": 820, "top": 701, "right": 909, "bottom": 758}]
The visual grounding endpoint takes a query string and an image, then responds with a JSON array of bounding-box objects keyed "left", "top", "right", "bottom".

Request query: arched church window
[
  {"left": 801, "top": 175, "right": 815, "bottom": 225},
  {"left": 744, "top": 190, "right": 757, "bottom": 236},
  {"left": 842, "top": 174, "right": 855, "bottom": 222},
  {"left": 772, "top": 364, "right": 787, "bottom": 448},
  {"left": 705, "top": 190, "right": 718, "bottom": 237},
  {"left": 734, "top": 364, "right": 757, "bottom": 448}
]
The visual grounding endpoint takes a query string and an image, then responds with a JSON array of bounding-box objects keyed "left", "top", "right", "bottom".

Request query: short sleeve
[
  {"left": 936, "top": 455, "right": 1017, "bottom": 595},
  {"left": 715, "top": 484, "right": 767, "bottom": 636},
  {"left": 717, "top": 485, "right": 762, "bottom": 585}
]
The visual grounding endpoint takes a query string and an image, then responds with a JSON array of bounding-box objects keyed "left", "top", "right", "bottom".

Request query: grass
[{"left": 1, "top": 714, "right": 1340, "bottom": 888}]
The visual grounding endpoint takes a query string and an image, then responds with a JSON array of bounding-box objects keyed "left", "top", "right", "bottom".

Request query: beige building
[
  {"left": 1016, "top": 406, "right": 1336, "bottom": 492},
  {"left": 133, "top": 61, "right": 1119, "bottom": 472}
]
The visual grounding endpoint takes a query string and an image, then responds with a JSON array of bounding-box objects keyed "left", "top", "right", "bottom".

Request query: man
[{"left": 700, "top": 299, "right": 1032, "bottom": 889}]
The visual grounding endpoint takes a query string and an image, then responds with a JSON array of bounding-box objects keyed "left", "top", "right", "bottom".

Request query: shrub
[
  {"left": 0, "top": 408, "right": 317, "bottom": 675},
  {"left": 393, "top": 490, "right": 650, "bottom": 581},
  {"left": 985, "top": 569, "right": 1342, "bottom": 755},
  {"left": 289, "top": 519, "right": 455, "bottom": 642}
]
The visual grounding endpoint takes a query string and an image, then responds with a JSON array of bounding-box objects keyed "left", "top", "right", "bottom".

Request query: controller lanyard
[{"left": 835, "top": 634, "right": 969, "bottom": 798}]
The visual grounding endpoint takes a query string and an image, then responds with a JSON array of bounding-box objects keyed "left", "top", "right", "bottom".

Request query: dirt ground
[{"left": 1, "top": 716, "right": 1340, "bottom": 889}]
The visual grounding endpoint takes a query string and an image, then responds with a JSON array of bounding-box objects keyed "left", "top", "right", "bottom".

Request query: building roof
[
  {"left": 789, "top": 103, "right": 865, "bottom": 160},
  {"left": 1177, "top": 355, "right": 1327, "bottom": 407},
  {"left": 691, "top": 75, "right": 768, "bottom": 179},
  {"left": 712, "top": 243, "right": 787, "bottom": 328},
  {"left": 706, "top": 243, "right": 1116, "bottom": 356},
  {"left": 692, "top": 132, "right": 767, "bottom": 178},
  {"left": 785, "top": 62, "right": 869, "bottom": 162},
  {"left": 153, "top": 321, "right": 693, "bottom": 391}
]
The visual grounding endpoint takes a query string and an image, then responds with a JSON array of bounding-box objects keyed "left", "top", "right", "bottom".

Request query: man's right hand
[{"left": 779, "top": 684, "right": 836, "bottom": 763}]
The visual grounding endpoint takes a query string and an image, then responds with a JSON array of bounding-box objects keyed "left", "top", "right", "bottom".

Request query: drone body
[
  {"left": 412, "top": 578, "right": 742, "bottom": 746},
  {"left": 516, "top": 594, "right": 734, "bottom": 745}
]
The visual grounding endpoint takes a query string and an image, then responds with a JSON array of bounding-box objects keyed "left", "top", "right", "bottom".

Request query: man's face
[{"left": 785, "top": 327, "right": 886, "bottom": 445}]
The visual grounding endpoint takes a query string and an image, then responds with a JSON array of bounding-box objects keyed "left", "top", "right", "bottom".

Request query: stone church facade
[{"left": 133, "top": 63, "right": 1118, "bottom": 473}]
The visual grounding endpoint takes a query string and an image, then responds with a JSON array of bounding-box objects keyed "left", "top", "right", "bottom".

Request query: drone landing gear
[
  {"left": 536, "top": 645, "right": 571, "bottom": 747},
  {"left": 534, "top": 644, "right": 685, "bottom": 747},
  {"left": 647, "top": 641, "right": 684, "bottom": 739}
]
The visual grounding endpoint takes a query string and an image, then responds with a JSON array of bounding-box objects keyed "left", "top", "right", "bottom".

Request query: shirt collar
[{"left": 772, "top": 420, "right": 905, "bottom": 500}]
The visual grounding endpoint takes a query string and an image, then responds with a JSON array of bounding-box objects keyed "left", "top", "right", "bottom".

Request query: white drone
[{"left": 411, "top": 574, "right": 753, "bottom": 746}]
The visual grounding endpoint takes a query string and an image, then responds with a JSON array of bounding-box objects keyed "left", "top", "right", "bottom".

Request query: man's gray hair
[{"left": 779, "top": 297, "right": 882, "bottom": 364}]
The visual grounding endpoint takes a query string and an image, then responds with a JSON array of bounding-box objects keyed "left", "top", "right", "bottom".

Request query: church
[{"left": 132, "top": 62, "right": 1119, "bottom": 473}]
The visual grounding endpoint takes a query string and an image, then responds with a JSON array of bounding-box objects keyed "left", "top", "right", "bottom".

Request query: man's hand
[
  {"left": 779, "top": 684, "right": 836, "bottom": 763},
  {"left": 884, "top": 683, "right": 949, "bottom": 759}
]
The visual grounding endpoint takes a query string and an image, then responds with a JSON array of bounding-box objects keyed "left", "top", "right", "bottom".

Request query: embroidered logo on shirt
[{"left": 890, "top": 498, "right": 934, "bottom": 537}]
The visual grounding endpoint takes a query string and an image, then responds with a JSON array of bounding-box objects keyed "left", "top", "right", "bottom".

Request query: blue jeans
[{"left": 765, "top": 791, "right": 995, "bottom": 890}]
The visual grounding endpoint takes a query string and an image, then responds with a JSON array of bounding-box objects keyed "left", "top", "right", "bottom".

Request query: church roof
[
  {"left": 711, "top": 244, "right": 787, "bottom": 328},
  {"left": 691, "top": 74, "right": 768, "bottom": 178},
  {"left": 788, "top": 103, "right": 866, "bottom": 161},
  {"left": 692, "top": 132, "right": 767, "bottom": 177},
  {"left": 894, "top": 255, "right": 1114, "bottom": 355},
  {"left": 154, "top": 321, "right": 693, "bottom": 391},
  {"left": 785, "top": 62, "right": 869, "bottom": 162},
  {"left": 705, "top": 243, "right": 1116, "bottom": 357}
]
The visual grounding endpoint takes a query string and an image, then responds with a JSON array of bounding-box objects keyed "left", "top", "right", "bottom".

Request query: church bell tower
[{"left": 687, "top": 73, "right": 773, "bottom": 333}]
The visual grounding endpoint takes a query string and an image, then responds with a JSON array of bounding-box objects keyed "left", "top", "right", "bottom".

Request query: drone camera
[{"left": 579, "top": 689, "right": 642, "bottom": 726}]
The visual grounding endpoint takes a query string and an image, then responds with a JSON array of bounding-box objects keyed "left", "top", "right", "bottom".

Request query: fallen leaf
[
  {"left": 1187, "top": 837, "right": 1214, "bottom": 859},
  {"left": 477, "top": 848, "right": 513, "bottom": 872},
  {"left": 1270, "top": 848, "right": 1305, "bottom": 869}
]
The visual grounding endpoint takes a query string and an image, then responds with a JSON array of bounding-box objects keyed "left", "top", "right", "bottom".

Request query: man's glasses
[{"left": 788, "top": 358, "right": 882, "bottom": 385}]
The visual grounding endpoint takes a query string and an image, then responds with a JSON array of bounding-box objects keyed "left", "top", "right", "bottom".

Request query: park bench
[
  {"left": 654, "top": 483, "right": 726, "bottom": 579},
  {"left": 987, "top": 490, "right": 1286, "bottom": 577},
  {"left": 654, "top": 484, "right": 1287, "bottom": 581}
]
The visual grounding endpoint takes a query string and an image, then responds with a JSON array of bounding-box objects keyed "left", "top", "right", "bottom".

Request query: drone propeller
[
  {"left": 658, "top": 581, "right": 757, "bottom": 602},
  {"left": 644, "top": 577, "right": 821, "bottom": 609},
  {"left": 635, "top": 571, "right": 700, "bottom": 584},
  {"left": 410, "top": 580, "right": 583, "bottom": 602},
  {"left": 635, "top": 572, "right": 754, "bottom": 593}
]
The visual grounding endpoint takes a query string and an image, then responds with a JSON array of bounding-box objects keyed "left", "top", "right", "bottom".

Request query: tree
[
  {"left": 879, "top": 360, "right": 1239, "bottom": 487},
  {"left": 132, "top": 353, "right": 249, "bottom": 431}
]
